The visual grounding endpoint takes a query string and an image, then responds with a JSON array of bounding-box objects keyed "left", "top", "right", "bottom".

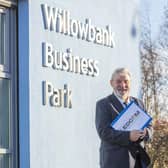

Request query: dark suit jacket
[{"left": 95, "top": 93, "right": 145, "bottom": 168}]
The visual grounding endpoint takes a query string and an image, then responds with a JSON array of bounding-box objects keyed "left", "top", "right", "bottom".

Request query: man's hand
[
  {"left": 140, "top": 128, "right": 148, "bottom": 139},
  {"left": 129, "top": 129, "right": 147, "bottom": 142}
]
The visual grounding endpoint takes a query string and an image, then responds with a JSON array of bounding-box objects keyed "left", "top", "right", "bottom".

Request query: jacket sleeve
[{"left": 95, "top": 100, "right": 130, "bottom": 146}]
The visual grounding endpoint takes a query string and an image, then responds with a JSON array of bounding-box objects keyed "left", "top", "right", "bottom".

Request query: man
[{"left": 95, "top": 68, "right": 152, "bottom": 168}]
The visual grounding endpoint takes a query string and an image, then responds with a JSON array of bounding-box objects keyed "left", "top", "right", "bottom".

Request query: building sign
[
  {"left": 42, "top": 42, "right": 99, "bottom": 77},
  {"left": 41, "top": 4, "right": 115, "bottom": 48},
  {"left": 41, "top": 4, "right": 115, "bottom": 108},
  {"left": 43, "top": 81, "right": 72, "bottom": 108}
]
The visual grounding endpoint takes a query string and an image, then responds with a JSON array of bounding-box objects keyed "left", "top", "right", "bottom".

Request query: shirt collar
[{"left": 113, "top": 91, "right": 131, "bottom": 107}]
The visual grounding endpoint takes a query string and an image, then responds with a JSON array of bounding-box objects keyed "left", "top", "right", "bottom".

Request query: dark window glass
[
  {"left": 0, "top": 11, "right": 5, "bottom": 65},
  {"left": 0, "top": 79, "right": 10, "bottom": 168}
]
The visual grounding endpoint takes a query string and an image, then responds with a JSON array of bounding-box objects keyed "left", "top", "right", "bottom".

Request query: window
[
  {"left": 0, "top": 9, "right": 5, "bottom": 65},
  {"left": 0, "top": 8, "right": 9, "bottom": 72},
  {"left": 0, "top": 4, "right": 17, "bottom": 168},
  {"left": 0, "top": 78, "right": 10, "bottom": 168}
]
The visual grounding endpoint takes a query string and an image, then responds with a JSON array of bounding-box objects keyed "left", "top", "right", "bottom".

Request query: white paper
[{"left": 111, "top": 101, "right": 152, "bottom": 131}]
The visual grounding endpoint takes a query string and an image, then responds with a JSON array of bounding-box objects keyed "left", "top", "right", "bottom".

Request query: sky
[{"left": 141, "top": 0, "right": 167, "bottom": 39}]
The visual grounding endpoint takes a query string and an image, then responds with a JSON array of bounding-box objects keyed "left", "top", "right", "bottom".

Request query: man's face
[{"left": 110, "top": 72, "right": 131, "bottom": 100}]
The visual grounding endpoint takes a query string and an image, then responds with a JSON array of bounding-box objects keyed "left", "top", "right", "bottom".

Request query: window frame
[
  {"left": 0, "top": 7, "right": 10, "bottom": 73},
  {"left": 0, "top": 3, "right": 18, "bottom": 168}
]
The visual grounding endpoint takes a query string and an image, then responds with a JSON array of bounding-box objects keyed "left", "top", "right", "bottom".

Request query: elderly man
[{"left": 95, "top": 68, "right": 152, "bottom": 168}]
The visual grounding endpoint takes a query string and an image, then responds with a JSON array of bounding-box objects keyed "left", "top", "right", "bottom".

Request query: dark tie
[{"left": 123, "top": 102, "right": 128, "bottom": 107}]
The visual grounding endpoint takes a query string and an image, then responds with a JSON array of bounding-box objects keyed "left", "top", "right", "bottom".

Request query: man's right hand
[{"left": 129, "top": 130, "right": 146, "bottom": 142}]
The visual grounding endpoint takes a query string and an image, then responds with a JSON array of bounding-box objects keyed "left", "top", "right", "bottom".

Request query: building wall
[{"left": 19, "top": 0, "right": 140, "bottom": 168}]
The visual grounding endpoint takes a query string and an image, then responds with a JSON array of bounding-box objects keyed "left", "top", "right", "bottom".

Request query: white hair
[{"left": 111, "top": 68, "right": 131, "bottom": 80}]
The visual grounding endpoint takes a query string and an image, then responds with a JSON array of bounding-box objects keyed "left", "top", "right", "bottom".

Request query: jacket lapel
[{"left": 108, "top": 93, "right": 124, "bottom": 114}]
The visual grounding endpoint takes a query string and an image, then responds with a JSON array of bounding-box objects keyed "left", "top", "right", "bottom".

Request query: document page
[{"left": 111, "top": 101, "right": 152, "bottom": 131}]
